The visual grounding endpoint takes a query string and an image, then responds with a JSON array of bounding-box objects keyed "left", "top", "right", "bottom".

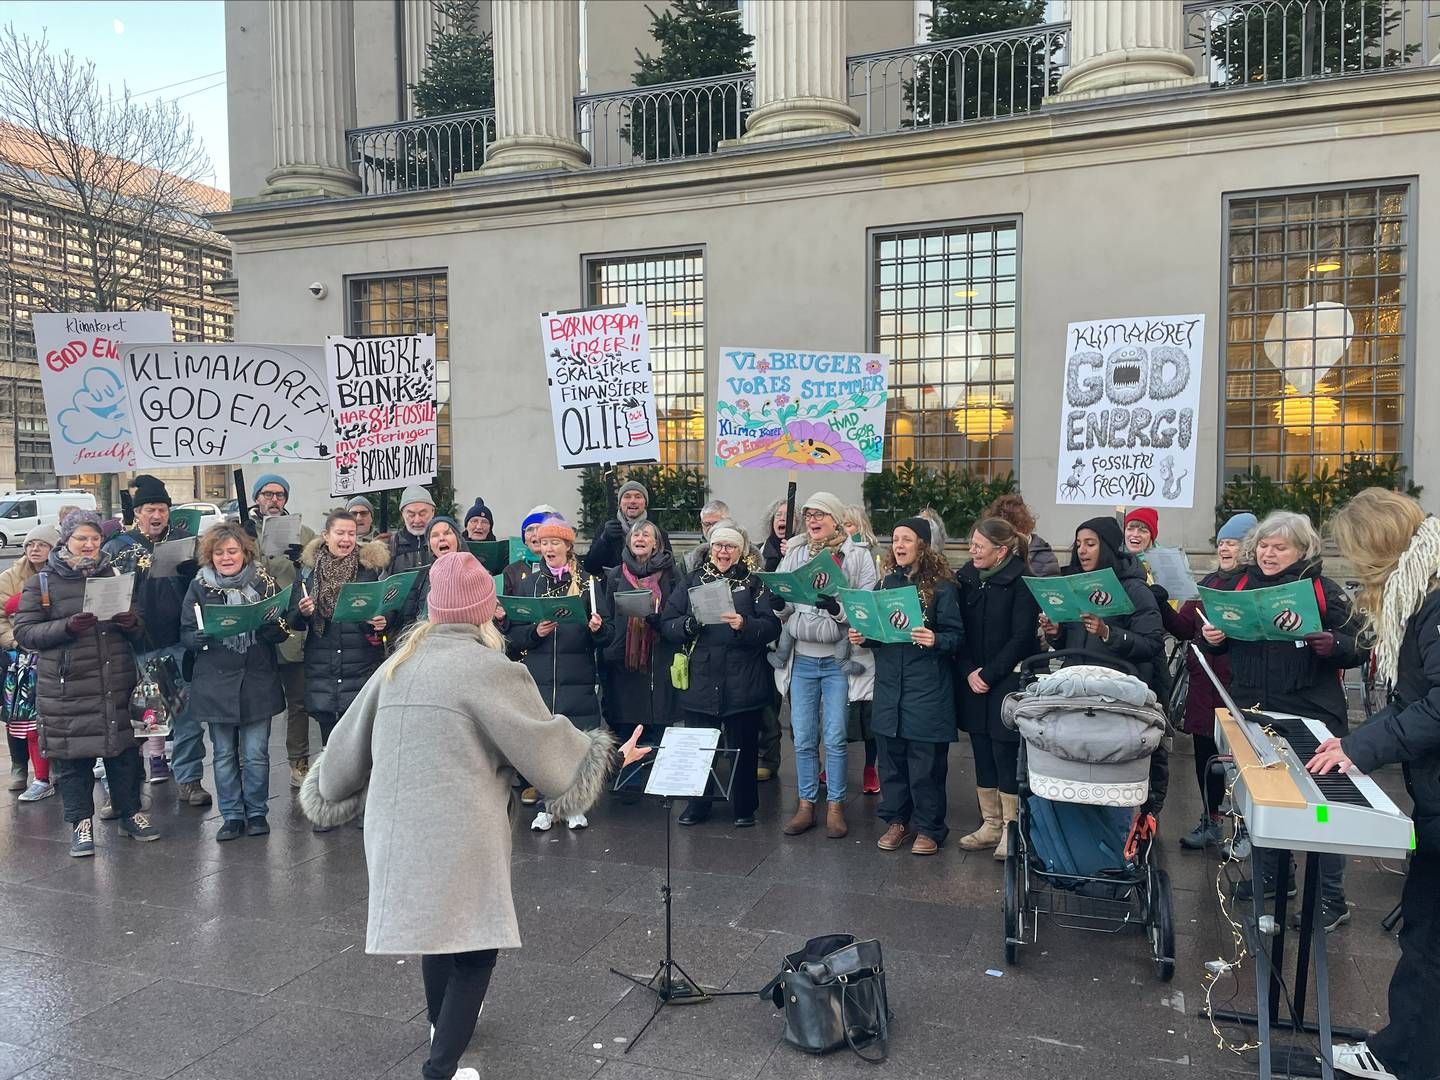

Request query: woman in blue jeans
[
  {"left": 181, "top": 524, "right": 289, "bottom": 841},
  {"left": 773, "top": 492, "right": 879, "bottom": 839}
]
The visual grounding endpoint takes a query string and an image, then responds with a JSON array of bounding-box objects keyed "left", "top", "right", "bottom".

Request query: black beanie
[
  {"left": 131, "top": 474, "right": 171, "bottom": 508},
  {"left": 895, "top": 516, "right": 932, "bottom": 547},
  {"left": 1077, "top": 516, "right": 1124, "bottom": 557},
  {"left": 464, "top": 498, "right": 494, "bottom": 527}
]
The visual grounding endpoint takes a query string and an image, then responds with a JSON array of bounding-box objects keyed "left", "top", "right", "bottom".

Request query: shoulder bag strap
[{"left": 840, "top": 979, "right": 888, "bottom": 1064}]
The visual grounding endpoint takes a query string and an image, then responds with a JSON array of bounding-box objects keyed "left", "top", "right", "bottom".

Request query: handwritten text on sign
[
  {"left": 326, "top": 334, "right": 438, "bottom": 497},
  {"left": 33, "top": 311, "right": 174, "bottom": 474},
  {"left": 122, "top": 343, "right": 332, "bottom": 468},
  {"left": 540, "top": 304, "right": 659, "bottom": 468},
  {"left": 714, "top": 348, "right": 889, "bottom": 473},
  {"left": 1054, "top": 314, "right": 1206, "bottom": 508}
]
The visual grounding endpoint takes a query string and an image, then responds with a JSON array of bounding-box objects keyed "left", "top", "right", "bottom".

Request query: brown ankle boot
[
  {"left": 825, "top": 801, "right": 848, "bottom": 839},
  {"left": 783, "top": 800, "right": 816, "bottom": 836}
]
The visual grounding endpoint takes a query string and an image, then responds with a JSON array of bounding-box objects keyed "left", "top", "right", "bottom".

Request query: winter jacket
[
  {"left": 179, "top": 567, "right": 288, "bottom": 725},
  {"left": 1049, "top": 552, "right": 1166, "bottom": 694},
  {"left": 502, "top": 556, "right": 541, "bottom": 601},
  {"left": 388, "top": 528, "right": 430, "bottom": 575},
  {"left": 1206, "top": 558, "right": 1361, "bottom": 735},
  {"left": 0, "top": 557, "right": 40, "bottom": 650},
  {"left": 1162, "top": 568, "right": 1239, "bottom": 737},
  {"left": 660, "top": 565, "right": 781, "bottom": 717},
  {"left": 13, "top": 558, "right": 145, "bottom": 759},
  {"left": 1343, "top": 589, "right": 1440, "bottom": 852},
  {"left": 1028, "top": 534, "right": 1061, "bottom": 577},
  {"left": 103, "top": 521, "right": 196, "bottom": 651},
  {"left": 956, "top": 555, "right": 1041, "bottom": 742},
  {"left": 602, "top": 561, "right": 680, "bottom": 728},
  {"left": 583, "top": 516, "right": 672, "bottom": 576},
  {"left": 863, "top": 570, "right": 965, "bottom": 744},
  {"left": 299, "top": 624, "right": 616, "bottom": 954},
  {"left": 506, "top": 564, "right": 610, "bottom": 730},
  {"left": 774, "top": 537, "right": 880, "bottom": 652},
  {"left": 290, "top": 537, "right": 392, "bottom": 718},
  {"left": 244, "top": 510, "right": 316, "bottom": 664}
]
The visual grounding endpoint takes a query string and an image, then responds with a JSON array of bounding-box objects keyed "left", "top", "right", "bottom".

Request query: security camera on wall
[{"left": 308, "top": 282, "right": 328, "bottom": 299}]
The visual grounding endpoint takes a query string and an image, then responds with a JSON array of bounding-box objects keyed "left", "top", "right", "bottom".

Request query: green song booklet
[
  {"left": 1023, "top": 568, "right": 1135, "bottom": 622},
  {"left": 1197, "top": 580, "right": 1322, "bottom": 641},
  {"left": 331, "top": 570, "right": 422, "bottom": 622},
  {"left": 200, "top": 585, "right": 292, "bottom": 640},
  {"left": 755, "top": 551, "right": 848, "bottom": 606},
  {"left": 502, "top": 594, "right": 590, "bottom": 625},
  {"left": 839, "top": 585, "right": 926, "bottom": 644}
]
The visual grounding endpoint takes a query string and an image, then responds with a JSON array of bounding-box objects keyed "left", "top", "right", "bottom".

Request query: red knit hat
[
  {"left": 426, "top": 551, "right": 497, "bottom": 625},
  {"left": 1124, "top": 507, "right": 1159, "bottom": 540}
]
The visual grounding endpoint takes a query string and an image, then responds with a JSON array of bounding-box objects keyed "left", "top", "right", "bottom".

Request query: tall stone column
[
  {"left": 402, "top": 0, "right": 445, "bottom": 117},
  {"left": 261, "top": 0, "right": 360, "bottom": 198},
  {"left": 480, "top": 0, "right": 588, "bottom": 174},
  {"left": 742, "top": 0, "right": 858, "bottom": 143},
  {"left": 1049, "top": 0, "right": 1202, "bottom": 103}
]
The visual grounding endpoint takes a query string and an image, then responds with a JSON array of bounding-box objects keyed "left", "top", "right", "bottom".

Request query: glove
[
  {"left": 192, "top": 631, "right": 214, "bottom": 648},
  {"left": 1150, "top": 583, "right": 1170, "bottom": 606},
  {"left": 814, "top": 594, "right": 841, "bottom": 616},
  {"left": 175, "top": 559, "right": 199, "bottom": 580},
  {"left": 1304, "top": 631, "right": 1336, "bottom": 658},
  {"left": 111, "top": 610, "right": 139, "bottom": 629},
  {"left": 769, "top": 593, "right": 787, "bottom": 614},
  {"left": 602, "top": 518, "right": 626, "bottom": 544},
  {"left": 257, "top": 623, "right": 289, "bottom": 644},
  {"left": 684, "top": 616, "right": 699, "bottom": 639},
  {"left": 284, "top": 544, "right": 304, "bottom": 564},
  {"left": 643, "top": 612, "right": 663, "bottom": 629},
  {"left": 66, "top": 612, "right": 97, "bottom": 635}
]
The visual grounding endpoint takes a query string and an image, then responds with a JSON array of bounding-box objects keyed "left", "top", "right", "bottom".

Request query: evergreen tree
[
  {"left": 904, "top": 0, "right": 1055, "bottom": 127},
  {"left": 1205, "top": 0, "right": 1416, "bottom": 86},
  {"left": 624, "top": 0, "right": 753, "bottom": 162},
  {"left": 409, "top": 0, "right": 494, "bottom": 117}
]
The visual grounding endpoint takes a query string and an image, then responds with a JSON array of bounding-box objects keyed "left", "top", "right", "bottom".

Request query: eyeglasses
[
  {"left": 711, "top": 542, "right": 740, "bottom": 552},
  {"left": 257, "top": 489, "right": 287, "bottom": 499},
  {"left": 802, "top": 510, "right": 829, "bottom": 521}
]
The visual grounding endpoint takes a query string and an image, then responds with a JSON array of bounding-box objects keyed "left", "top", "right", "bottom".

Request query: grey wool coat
[{"left": 298, "top": 624, "right": 616, "bottom": 955}]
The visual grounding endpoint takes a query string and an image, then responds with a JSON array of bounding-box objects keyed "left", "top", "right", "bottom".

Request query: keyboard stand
[{"left": 1209, "top": 848, "right": 1368, "bottom": 1080}]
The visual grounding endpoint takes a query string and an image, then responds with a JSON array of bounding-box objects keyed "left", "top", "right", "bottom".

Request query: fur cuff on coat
[
  {"left": 299, "top": 756, "right": 367, "bottom": 827},
  {"left": 545, "top": 727, "right": 617, "bottom": 821}
]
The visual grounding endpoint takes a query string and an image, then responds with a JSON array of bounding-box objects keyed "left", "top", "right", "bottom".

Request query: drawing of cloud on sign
[{"left": 58, "top": 368, "right": 129, "bottom": 444}]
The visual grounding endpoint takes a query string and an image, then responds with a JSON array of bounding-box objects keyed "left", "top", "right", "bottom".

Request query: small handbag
[
  {"left": 760, "top": 934, "right": 891, "bottom": 1062},
  {"left": 670, "top": 640, "right": 695, "bottom": 690}
]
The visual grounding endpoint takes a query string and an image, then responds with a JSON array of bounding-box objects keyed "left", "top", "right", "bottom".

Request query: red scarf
[{"left": 622, "top": 564, "right": 663, "bottom": 671}]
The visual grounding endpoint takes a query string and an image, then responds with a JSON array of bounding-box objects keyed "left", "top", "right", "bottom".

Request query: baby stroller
[{"left": 999, "top": 650, "right": 1177, "bottom": 982}]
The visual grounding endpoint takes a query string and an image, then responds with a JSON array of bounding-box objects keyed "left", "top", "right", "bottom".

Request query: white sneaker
[
  {"left": 17, "top": 780, "right": 55, "bottom": 802},
  {"left": 1331, "top": 1042, "right": 1396, "bottom": 1080},
  {"left": 566, "top": 813, "right": 588, "bottom": 830},
  {"left": 454, "top": 1069, "right": 479, "bottom": 1080},
  {"left": 531, "top": 811, "right": 553, "bottom": 831}
]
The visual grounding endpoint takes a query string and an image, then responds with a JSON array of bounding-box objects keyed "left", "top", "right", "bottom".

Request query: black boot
[{"left": 678, "top": 799, "right": 711, "bottom": 826}]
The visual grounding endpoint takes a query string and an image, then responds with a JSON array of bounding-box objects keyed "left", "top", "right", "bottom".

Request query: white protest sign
[
  {"left": 1055, "top": 314, "right": 1205, "bottom": 508},
  {"left": 714, "top": 347, "right": 888, "bottom": 473},
  {"left": 539, "top": 304, "right": 659, "bottom": 468},
  {"left": 121, "top": 343, "right": 332, "bottom": 468},
  {"left": 33, "top": 311, "right": 174, "bottom": 474},
  {"left": 325, "top": 334, "right": 438, "bottom": 497}
]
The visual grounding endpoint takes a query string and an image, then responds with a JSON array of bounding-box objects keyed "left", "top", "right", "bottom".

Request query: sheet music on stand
[{"left": 614, "top": 726, "right": 737, "bottom": 801}]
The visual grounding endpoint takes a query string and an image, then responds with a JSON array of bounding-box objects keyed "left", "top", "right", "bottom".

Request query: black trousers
[
  {"left": 421, "top": 949, "right": 498, "bottom": 1080},
  {"left": 1191, "top": 731, "right": 1225, "bottom": 816},
  {"left": 56, "top": 745, "right": 143, "bottom": 824},
  {"left": 313, "top": 711, "right": 338, "bottom": 747},
  {"left": 876, "top": 734, "right": 950, "bottom": 842},
  {"left": 967, "top": 732, "right": 1019, "bottom": 795},
  {"left": 1368, "top": 850, "right": 1440, "bottom": 1080},
  {"left": 7, "top": 732, "right": 27, "bottom": 771},
  {"left": 684, "top": 709, "right": 760, "bottom": 818},
  {"left": 758, "top": 695, "right": 783, "bottom": 772}
]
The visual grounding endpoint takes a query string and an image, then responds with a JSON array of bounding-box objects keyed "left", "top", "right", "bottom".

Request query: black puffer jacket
[
  {"left": 660, "top": 563, "right": 780, "bottom": 717},
  {"left": 502, "top": 556, "right": 541, "bottom": 601},
  {"left": 388, "top": 528, "right": 430, "bottom": 575},
  {"left": 13, "top": 557, "right": 145, "bottom": 759},
  {"left": 602, "top": 559, "right": 680, "bottom": 729},
  {"left": 1050, "top": 552, "right": 1166, "bottom": 693},
  {"left": 956, "top": 555, "right": 1041, "bottom": 741},
  {"left": 290, "top": 537, "right": 392, "bottom": 718},
  {"left": 506, "top": 563, "right": 610, "bottom": 730},
  {"left": 864, "top": 570, "right": 965, "bottom": 744},
  {"left": 102, "top": 521, "right": 195, "bottom": 650},
  {"left": 1208, "top": 558, "right": 1361, "bottom": 735},
  {"left": 583, "top": 516, "right": 672, "bottom": 576},
  {"left": 1344, "top": 589, "right": 1440, "bottom": 851},
  {"left": 179, "top": 565, "right": 288, "bottom": 725}
]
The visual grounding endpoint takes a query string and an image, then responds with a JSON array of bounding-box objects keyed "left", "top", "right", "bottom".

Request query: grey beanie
[
  {"left": 346, "top": 495, "right": 375, "bottom": 514},
  {"left": 399, "top": 485, "right": 435, "bottom": 511},
  {"left": 617, "top": 479, "right": 649, "bottom": 502}
]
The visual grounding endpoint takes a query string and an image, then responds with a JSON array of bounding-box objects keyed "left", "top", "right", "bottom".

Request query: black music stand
[{"left": 608, "top": 734, "right": 748, "bottom": 1052}]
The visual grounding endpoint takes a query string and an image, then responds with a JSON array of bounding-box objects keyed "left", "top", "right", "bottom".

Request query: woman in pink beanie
[{"left": 301, "top": 550, "right": 649, "bottom": 1080}]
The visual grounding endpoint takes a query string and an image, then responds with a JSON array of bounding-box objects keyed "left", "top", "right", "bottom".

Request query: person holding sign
[
  {"left": 506, "top": 516, "right": 610, "bottom": 832},
  {"left": 13, "top": 511, "right": 157, "bottom": 856},
  {"left": 849, "top": 517, "right": 964, "bottom": 855},
  {"left": 601, "top": 521, "right": 679, "bottom": 749},
  {"left": 954, "top": 518, "right": 1040, "bottom": 859},
  {"left": 291, "top": 511, "right": 392, "bottom": 797},
  {"left": 179, "top": 524, "right": 290, "bottom": 842},
  {"left": 1200, "top": 511, "right": 1362, "bottom": 925},
  {"left": 660, "top": 525, "right": 781, "bottom": 827},
  {"left": 582, "top": 479, "right": 671, "bottom": 576},
  {"left": 772, "top": 492, "right": 879, "bottom": 840},
  {"left": 395, "top": 517, "right": 465, "bottom": 634}
]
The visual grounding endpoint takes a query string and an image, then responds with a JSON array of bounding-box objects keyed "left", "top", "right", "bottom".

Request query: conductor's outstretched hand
[{"left": 620, "top": 725, "right": 653, "bottom": 768}]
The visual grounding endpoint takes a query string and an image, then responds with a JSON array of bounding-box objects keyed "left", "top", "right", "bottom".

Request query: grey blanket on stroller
[{"left": 1028, "top": 665, "right": 1156, "bottom": 708}]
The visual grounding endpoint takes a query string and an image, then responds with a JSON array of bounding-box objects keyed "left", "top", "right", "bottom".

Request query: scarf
[
  {"left": 979, "top": 553, "right": 1012, "bottom": 581},
  {"left": 199, "top": 563, "right": 264, "bottom": 653},
  {"left": 805, "top": 528, "right": 849, "bottom": 560},
  {"left": 620, "top": 547, "right": 673, "bottom": 672},
  {"left": 50, "top": 546, "right": 107, "bottom": 578},
  {"left": 311, "top": 544, "right": 360, "bottom": 636},
  {"left": 1374, "top": 516, "right": 1440, "bottom": 687},
  {"left": 538, "top": 558, "right": 583, "bottom": 597}
]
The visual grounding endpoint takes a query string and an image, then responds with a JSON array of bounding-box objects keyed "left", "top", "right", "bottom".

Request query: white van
[{"left": 0, "top": 489, "right": 99, "bottom": 547}]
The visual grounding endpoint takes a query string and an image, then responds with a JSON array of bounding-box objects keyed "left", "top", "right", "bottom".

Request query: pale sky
[{"left": 3, "top": 1, "right": 230, "bottom": 190}]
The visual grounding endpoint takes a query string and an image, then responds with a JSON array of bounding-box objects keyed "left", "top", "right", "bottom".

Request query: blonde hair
[
  {"left": 386, "top": 618, "right": 505, "bottom": 679},
  {"left": 1242, "top": 510, "right": 1322, "bottom": 566},
  {"left": 843, "top": 505, "right": 877, "bottom": 548},
  {"left": 918, "top": 508, "right": 947, "bottom": 550}
]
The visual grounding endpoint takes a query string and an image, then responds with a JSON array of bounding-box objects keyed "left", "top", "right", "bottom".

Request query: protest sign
[
  {"left": 839, "top": 585, "right": 926, "bottom": 644},
  {"left": 326, "top": 335, "right": 438, "bottom": 497},
  {"left": 503, "top": 594, "right": 590, "bottom": 626},
  {"left": 121, "top": 343, "right": 332, "bottom": 468},
  {"left": 755, "top": 551, "right": 849, "bottom": 607},
  {"left": 714, "top": 347, "right": 888, "bottom": 473},
  {"left": 332, "top": 570, "right": 422, "bottom": 622},
  {"left": 539, "top": 304, "right": 659, "bottom": 468},
  {"left": 1054, "top": 315, "right": 1205, "bottom": 508},
  {"left": 33, "top": 311, "right": 174, "bottom": 474},
  {"left": 1198, "top": 581, "right": 1322, "bottom": 641},
  {"left": 1024, "top": 569, "right": 1136, "bottom": 622},
  {"left": 200, "top": 585, "right": 292, "bottom": 640}
]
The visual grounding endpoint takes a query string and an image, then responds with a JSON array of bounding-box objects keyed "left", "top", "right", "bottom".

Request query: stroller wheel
[
  {"left": 1003, "top": 822, "right": 1022, "bottom": 965},
  {"left": 1150, "top": 867, "right": 1176, "bottom": 982}
]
